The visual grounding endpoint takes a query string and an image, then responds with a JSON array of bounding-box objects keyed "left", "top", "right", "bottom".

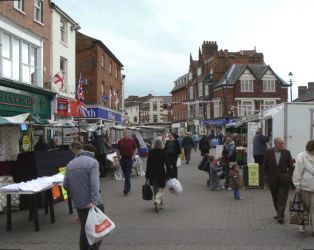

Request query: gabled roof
[{"left": 215, "top": 64, "right": 289, "bottom": 88}]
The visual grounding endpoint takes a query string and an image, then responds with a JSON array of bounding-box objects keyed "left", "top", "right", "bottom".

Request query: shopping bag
[
  {"left": 177, "top": 157, "right": 182, "bottom": 167},
  {"left": 179, "top": 150, "right": 185, "bottom": 160},
  {"left": 142, "top": 179, "right": 153, "bottom": 200},
  {"left": 85, "top": 206, "right": 115, "bottom": 245},
  {"left": 168, "top": 178, "right": 183, "bottom": 195},
  {"left": 198, "top": 154, "right": 209, "bottom": 171},
  {"left": 289, "top": 194, "right": 309, "bottom": 225}
]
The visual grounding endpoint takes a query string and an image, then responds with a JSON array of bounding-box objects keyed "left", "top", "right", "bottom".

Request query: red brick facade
[
  {"left": 0, "top": 1, "right": 51, "bottom": 85},
  {"left": 76, "top": 32, "right": 123, "bottom": 110}
]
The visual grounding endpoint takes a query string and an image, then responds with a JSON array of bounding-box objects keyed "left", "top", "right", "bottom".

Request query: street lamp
[{"left": 288, "top": 72, "right": 293, "bottom": 102}]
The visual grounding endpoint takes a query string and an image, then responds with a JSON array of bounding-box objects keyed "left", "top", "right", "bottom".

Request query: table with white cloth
[{"left": 0, "top": 174, "right": 73, "bottom": 232}]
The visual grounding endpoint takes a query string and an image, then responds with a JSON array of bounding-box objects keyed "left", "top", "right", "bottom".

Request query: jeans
[
  {"left": 77, "top": 204, "right": 104, "bottom": 250},
  {"left": 233, "top": 188, "right": 241, "bottom": 199},
  {"left": 120, "top": 157, "right": 133, "bottom": 193}
]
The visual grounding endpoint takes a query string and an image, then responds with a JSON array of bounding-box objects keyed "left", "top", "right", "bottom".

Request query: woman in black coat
[
  {"left": 145, "top": 138, "right": 173, "bottom": 212},
  {"left": 164, "top": 133, "right": 181, "bottom": 179}
]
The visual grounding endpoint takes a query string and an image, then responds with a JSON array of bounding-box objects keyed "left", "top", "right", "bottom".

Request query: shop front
[{"left": 85, "top": 106, "right": 123, "bottom": 126}]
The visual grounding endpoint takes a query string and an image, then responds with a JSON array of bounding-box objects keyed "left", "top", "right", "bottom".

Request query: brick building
[
  {"left": 171, "top": 41, "right": 289, "bottom": 133},
  {"left": 170, "top": 73, "right": 188, "bottom": 132},
  {"left": 76, "top": 32, "right": 124, "bottom": 125},
  {"left": 0, "top": 0, "right": 54, "bottom": 120}
]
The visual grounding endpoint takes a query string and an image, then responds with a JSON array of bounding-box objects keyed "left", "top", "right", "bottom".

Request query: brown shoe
[{"left": 273, "top": 215, "right": 278, "bottom": 219}]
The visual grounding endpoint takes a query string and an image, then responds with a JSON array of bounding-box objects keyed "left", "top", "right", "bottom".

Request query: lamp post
[{"left": 288, "top": 72, "right": 293, "bottom": 102}]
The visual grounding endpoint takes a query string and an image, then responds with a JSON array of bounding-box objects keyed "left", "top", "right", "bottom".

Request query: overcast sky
[{"left": 53, "top": 0, "right": 314, "bottom": 99}]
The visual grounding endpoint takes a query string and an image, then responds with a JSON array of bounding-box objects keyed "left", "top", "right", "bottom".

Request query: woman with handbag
[
  {"left": 145, "top": 138, "right": 173, "bottom": 212},
  {"left": 292, "top": 139, "right": 314, "bottom": 236}
]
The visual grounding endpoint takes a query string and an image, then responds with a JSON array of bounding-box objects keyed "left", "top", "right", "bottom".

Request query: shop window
[{"left": 240, "top": 101, "right": 253, "bottom": 116}]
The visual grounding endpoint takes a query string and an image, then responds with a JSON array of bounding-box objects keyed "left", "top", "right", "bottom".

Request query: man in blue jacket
[{"left": 64, "top": 141, "right": 104, "bottom": 250}]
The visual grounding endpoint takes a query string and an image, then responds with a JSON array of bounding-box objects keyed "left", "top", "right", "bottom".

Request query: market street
[{"left": 0, "top": 150, "right": 313, "bottom": 250}]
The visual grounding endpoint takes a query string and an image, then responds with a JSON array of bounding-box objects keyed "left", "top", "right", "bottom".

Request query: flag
[
  {"left": 52, "top": 70, "right": 64, "bottom": 89},
  {"left": 77, "top": 74, "right": 88, "bottom": 117}
]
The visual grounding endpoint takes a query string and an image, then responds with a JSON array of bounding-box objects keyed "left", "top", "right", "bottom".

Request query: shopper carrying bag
[{"left": 289, "top": 194, "right": 309, "bottom": 226}]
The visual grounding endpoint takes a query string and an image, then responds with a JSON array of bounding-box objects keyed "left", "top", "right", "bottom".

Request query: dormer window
[
  {"left": 263, "top": 80, "right": 275, "bottom": 92},
  {"left": 240, "top": 79, "right": 253, "bottom": 92}
]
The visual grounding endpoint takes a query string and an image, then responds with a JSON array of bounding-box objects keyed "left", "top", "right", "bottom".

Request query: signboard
[
  {"left": 102, "top": 95, "right": 107, "bottom": 103},
  {"left": 22, "top": 135, "right": 31, "bottom": 152},
  {"left": 248, "top": 163, "right": 260, "bottom": 187},
  {"left": 57, "top": 98, "right": 78, "bottom": 117},
  {"left": 86, "top": 107, "right": 122, "bottom": 123},
  {"left": 59, "top": 167, "right": 68, "bottom": 200}
]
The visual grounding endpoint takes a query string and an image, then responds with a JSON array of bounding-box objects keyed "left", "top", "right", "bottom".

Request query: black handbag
[
  {"left": 198, "top": 154, "right": 209, "bottom": 171},
  {"left": 289, "top": 194, "right": 309, "bottom": 225},
  {"left": 142, "top": 179, "right": 153, "bottom": 200}
]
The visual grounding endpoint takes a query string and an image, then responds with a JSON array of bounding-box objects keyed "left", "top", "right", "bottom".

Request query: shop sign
[
  {"left": 86, "top": 107, "right": 122, "bottom": 123},
  {"left": 202, "top": 119, "right": 227, "bottom": 126},
  {"left": 0, "top": 90, "right": 33, "bottom": 109},
  {"left": 248, "top": 163, "right": 260, "bottom": 187},
  {"left": 57, "top": 98, "right": 78, "bottom": 117},
  {"left": 22, "top": 135, "right": 31, "bottom": 152},
  {"left": 0, "top": 88, "right": 52, "bottom": 119}
]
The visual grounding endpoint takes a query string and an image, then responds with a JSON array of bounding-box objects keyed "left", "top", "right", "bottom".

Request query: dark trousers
[
  {"left": 96, "top": 154, "right": 107, "bottom": 177},
  {"left": 77, "top": 204, "right": 104, "bottom": 250},
  {"left": 268, "top": 177, "right": 290, "bottom": 219},
  {"left": 168, "top": 154, "right": 178, "bottom": 179},
  {"left": 193, "top": 142, "right": 198, "bottom": 151},
  {"left": 183, "top": 148, "right": 192, "bottom": 164},
  {"left": 120, "top": 157, "right": 133, "bottom": 193}
]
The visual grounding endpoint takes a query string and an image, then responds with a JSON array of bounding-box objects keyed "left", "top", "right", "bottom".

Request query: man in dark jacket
[
  {"left": 253, "top": 128, "right": 269, "bottom": 187},
  {"left": 181, "top": 132, "right": 194, "bottom": 164},
  {"left": 93, "top": 132, "right": 107, "bottom": 177},
  {"left": 199, "top": 133, "right": 210, "bottom": 156},
  {"left": 222, "top": 136, "right": 236, "bottom": 189},
  {"left": 263, "top": 137, "right": 294, "bottom": 224}
]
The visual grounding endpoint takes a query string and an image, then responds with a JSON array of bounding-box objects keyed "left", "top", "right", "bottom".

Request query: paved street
[{"left": 0, "top": 150, "right": 313, "bottom": 250}]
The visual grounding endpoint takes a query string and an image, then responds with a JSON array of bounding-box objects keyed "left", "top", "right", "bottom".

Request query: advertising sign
[{"left": 248, "top": 163, "right": 260, "bottom": 187}]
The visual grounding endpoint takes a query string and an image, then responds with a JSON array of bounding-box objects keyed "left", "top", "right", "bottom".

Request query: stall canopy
[{"left": 0, "top": 113, "right": 31, "bottom": 125}]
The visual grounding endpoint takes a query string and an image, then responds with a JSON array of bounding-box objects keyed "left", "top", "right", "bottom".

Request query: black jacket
[
  {"left": 164, "top": 139, "right": 181, "bottom": 156},
  {"left": 145, "top": 148, "right": 173, "bottom": 187}
]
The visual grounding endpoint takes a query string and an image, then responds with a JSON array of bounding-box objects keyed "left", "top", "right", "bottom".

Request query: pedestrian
[
  {"left": 192, "top": 132, "right": 200, "bottom": 151},
  {"left": 264, "top": 137, "right": 294, "bottom": 224},
  {"left": 222, "top": 135, "right": 236, "bottom": 189},
  {"left": 164, "top": 133, "right": 181, "bottom": 179},
  {"left": 93, "top": 131, "right": 107, "bottom": 177},
  {"left": 63, "top": 141, "right": 104, "bottom": 250},
  {"left": 199, "top": 132, "right": 210, "bottom": 156},
  {"left": 145, "top": 138, "right": 173, "bottom": 212},
  {"left": 229, "top": 163, "right": 242, "bottom": 200},
  {"left": 217, "top": 128, "right": 224, "bottom": 145},
  {"left": 116, "top": 129, "right": 137, "bottom": 195},
  {"left": 209, "top": 155, "right": 220, "bottom": 191},
  {"left": 181, "top": 132, "right": 194, "bottom": 164},
  {"left": 253, "top": 128, "right": 269, "bottom": 187},
  {"left": 292, "top": 139, "right": 314, "bottom": 235},
  {"left": 34, "top": 134, "right": 49, "bottom": 151}
]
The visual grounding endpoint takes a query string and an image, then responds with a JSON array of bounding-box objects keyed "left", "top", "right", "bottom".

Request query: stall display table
[{"left": 1, "top": 175, "right": 73, "bottom": 232}]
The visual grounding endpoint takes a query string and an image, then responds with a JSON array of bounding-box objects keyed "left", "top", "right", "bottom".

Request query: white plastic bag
[
  {"left": 168, "top": 178, "right": 183, "bottom": 195},
  {"left": 85, "top": 206, "right": 115, "bottom": 245},
  {"left": 176, "top": 157, "right": 182, "bottom": 167}
]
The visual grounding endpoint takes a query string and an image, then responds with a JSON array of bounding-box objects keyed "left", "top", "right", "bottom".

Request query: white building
[
  {"left": 50, "top": 2, "right": 80, "bottom": 99},
  {"left": 125, "top": 105, "right": 139, "bottom": 126}
]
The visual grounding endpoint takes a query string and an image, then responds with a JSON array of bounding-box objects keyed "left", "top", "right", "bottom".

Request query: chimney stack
[
  {"left": 201, "top": 41, "right": 218, "bottom": 60},
  {"left": 298, "top": 86, "right": 307, "bottom": 98},
  {"left": 308, "top": 82, "right": 314, "bottom": 90}
]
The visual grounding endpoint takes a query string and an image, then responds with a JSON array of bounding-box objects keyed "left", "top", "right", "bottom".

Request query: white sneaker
[
  {"left": 227, "top": 188, "right": 232, "bottom": 190},
  {"left": 299, "top": 225, "right": 305, "bottom": 233}
]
